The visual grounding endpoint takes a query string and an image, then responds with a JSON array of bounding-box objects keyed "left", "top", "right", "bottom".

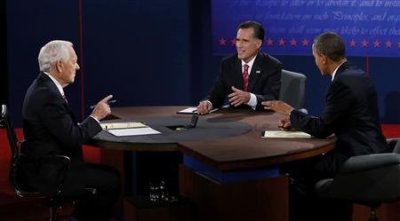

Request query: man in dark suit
[
  {"left": 21, "top": 40, "right": 120, "bottom": 221},
  {"left": 197, "top": 20, "right": 282, "bottom": 114},
  {"left": 262, "top": 32, "right": 390, "bottom": 221}
]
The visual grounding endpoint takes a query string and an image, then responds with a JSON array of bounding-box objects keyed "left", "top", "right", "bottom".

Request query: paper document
[
  {"left": 177, "top": 107, "right": 197, "bottom": 114},
  {"left": 106, "top": 127, "right": 161, "bottom": 137},
  {"left": 100, "top": 121, "right": 146, "bottom": 130},
  {"left": 262, "top": 130, "right": 312, "bottom": 138},
  {"left": 177, "top": 107, "right": 218, "bottom": 114}
]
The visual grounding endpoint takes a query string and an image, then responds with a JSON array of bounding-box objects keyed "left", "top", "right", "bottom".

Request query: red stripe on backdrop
[
  {"left": 381, "top": 124, "right": 400, "bottom": 138},
  {"left": 78, "top": 0, "right": 85, "bottom": 120}
]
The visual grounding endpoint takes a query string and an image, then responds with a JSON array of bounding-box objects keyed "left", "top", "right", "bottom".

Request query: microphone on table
[{"left": 184, "top": 113, "right": 199, "bottom": 129}]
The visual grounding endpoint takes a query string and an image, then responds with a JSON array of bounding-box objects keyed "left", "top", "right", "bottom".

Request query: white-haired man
[{"left": 21, "top": 40, "right": 120, "bottom": 221}]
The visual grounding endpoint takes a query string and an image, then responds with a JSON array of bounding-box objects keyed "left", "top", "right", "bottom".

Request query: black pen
[{"left": 89, "top": 99, "right": 117, "bottom": 109}]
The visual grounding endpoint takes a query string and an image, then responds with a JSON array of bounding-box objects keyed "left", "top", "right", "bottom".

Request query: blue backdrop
[
  {"left": 5, "top": 0, "right": 400, "bottom": 126},
  {"left": 212, "top": 0, "right": 400, "bottom": 57}
]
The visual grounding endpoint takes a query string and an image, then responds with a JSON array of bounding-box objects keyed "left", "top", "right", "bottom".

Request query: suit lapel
[
  {"left": 248, "top": 53, "right": 264, "bottom": 91},
  {"left": 62, "top": 102, "right": 78, "bottom": 124},
  {"left": 39, "top": 73, "right": 78, "bottom": 124},
  {"left": 39, "top": 73, "right": 64, "bottom": 99},
  {"left": 234, "top": 58, "right": 244, "bottom": 89}
]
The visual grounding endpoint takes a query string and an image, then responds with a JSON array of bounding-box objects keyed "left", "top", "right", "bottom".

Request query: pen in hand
[{"left": 90, "top": 99, "right": 117, "bottom": 109}]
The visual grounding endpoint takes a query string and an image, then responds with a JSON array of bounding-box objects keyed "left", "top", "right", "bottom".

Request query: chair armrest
[
  {"left": 53, "top": 155, "right": 71, "bottom": 169},
  {"left": 15, "top": 154, "right": 71, "bottom": 196},
  {"left": 339, "top": 153, "right": 400, "bottom": 174},
  {"left": 387, "top": 137, "right": 400, "bottom": 153},
  {"left": 316, "top": 153, "right": 400, "bottom": 204}
]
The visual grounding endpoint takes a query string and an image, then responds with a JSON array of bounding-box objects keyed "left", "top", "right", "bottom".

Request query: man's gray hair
[{"left": 38, "top": 40, "right": 73, "bottom": 72}]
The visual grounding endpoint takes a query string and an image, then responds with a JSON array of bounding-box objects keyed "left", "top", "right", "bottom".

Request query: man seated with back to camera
[
  {"left": 262, "top": 32, "right": 390, "bottom": 221},
  {"left": 196, "top": 20, "right": 282, "bottom": 115},
  {"left": 20, "top": 40, "right": 121, "bottom": 221}
]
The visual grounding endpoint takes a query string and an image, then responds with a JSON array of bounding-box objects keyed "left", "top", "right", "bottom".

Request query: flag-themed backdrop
[
  {"left": 213, "top": 0, "right": 400, "bottom": 57},
  {"left": 3, "top": 0, "right": 400, "bottom": 126}
]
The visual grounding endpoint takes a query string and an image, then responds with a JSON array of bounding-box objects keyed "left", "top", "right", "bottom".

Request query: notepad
[
  {"left": 106, "top": 127, "right": 161, "bottom": 137},
  {"left": 101, "top": 121, "right": 161, "bottom": 136},
  {"left": 177, "top": 107, "right": 197, "bottom": 114},
  {"left": 262, "top": 130, "right": 312, "bottom": 139},
  {"left": 100, "top": 122, "right": 147, "bottom": 130}
]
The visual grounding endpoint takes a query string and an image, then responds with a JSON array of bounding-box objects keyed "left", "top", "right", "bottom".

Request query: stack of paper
[
  {"left": 100, "top": 121, "right": 161, "bottom": 137},
  {"left": 177, "top": 107, "right": 198, "bottom": 114},
  {"left": 177, "top": 107, "right": 218, "bottom": 114},
  {"left": 262, "top": 130, "right": 312, "bottom": 138},
  {"left": 100, "top": 122, "right": 147, "bottom": 130}
]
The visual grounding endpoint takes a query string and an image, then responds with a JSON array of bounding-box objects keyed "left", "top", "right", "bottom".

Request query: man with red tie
[{"left": 197, "top": 20, "right": 282, "bottom": 114}]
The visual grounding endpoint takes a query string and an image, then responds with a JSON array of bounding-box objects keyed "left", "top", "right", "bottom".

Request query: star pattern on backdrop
[{"left": 216, "top": 36, "right": 400, "bottom": 53}]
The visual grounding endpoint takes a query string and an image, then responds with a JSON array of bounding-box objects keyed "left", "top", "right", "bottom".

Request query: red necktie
[{"left": 242, "top": 64, "right": 249, "bottom": 91}]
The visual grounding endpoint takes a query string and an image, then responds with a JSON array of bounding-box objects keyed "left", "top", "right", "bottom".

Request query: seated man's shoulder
[
  {"left": 221, "top": 54, "right": 239, "bottom": 64},
  {"left": 262, "top": 53, "right": 281, "bottom": 66}
]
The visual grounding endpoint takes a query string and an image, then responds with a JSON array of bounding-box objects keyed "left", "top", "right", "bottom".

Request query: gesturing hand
[
  {"left": 262, "top": 100, "right": 294, "bottom": 116},
  {"left": 91, "top": 95, "right": 113, "bottom": 120},
  {"left": 228, "top": 86, "right": 250, "bottom": 107}
]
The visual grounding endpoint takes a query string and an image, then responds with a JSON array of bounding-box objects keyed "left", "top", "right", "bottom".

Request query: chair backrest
[
  {"left": 2, "top": 104, "right": 74, "bottom": 198},
  {"left": 395, "top": 142, "right": 400, "bottom": 154},
  {"left": 1, "top": 104, "right": 76, "bottom": 220},
  {"left": 390, "top": 138, "right": 400, "bottom": 154},
  {"left": 1, "top": 104, "right": 20, "bottom": 191},
  {"left": 279, "top": 69, "right": 307, "bottom": 109},
  {"left": 330, "top": 153, "right": 400, "bottom": 204}
]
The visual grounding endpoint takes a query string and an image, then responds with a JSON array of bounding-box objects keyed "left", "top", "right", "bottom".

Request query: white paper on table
[
  {"left": 177, "top": 107, "right": 219, "bottom": 114},
  {"left": 177, "top": 107, "right": 198, "bottom": 114},
  {"left": 100, "top": 121, "right": 146, "bottom": 130},
  {"left": 107, "top": 127, "right": 161, "bottom": 137},
  {"left": 262, "top": 130, "right": 312, "bottom": 138}
]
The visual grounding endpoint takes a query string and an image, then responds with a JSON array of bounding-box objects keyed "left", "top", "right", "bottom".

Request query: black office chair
[
  {"left": 315, "top": 139, "right": 400, "bottom": 221},
  {"left": 387, "top": 137, "right": 400, "bottom": 153},
  {"left": 1, "top": 104, "right": 71, "bottom": 221},
  {"left": 280, "top": 69, "right": 307, "bottom": 109}
]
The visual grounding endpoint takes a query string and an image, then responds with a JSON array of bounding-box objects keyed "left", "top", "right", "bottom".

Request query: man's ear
[
  {"left": 323, "top": 56, "right": 330, "bottom": 65},
  {"left": 56, "top": 60, "right": 63, "bottom": 73},
  {"left": 320, "top": 54, "right": 328, "bottom": 65},
  {"left": 256, "top": 39, "right": 263, "bottom": 48}
]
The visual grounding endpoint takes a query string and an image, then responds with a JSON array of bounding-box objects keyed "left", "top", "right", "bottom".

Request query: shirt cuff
[
  {"left": 246, "top": 93, "right": 257, "bottom": 110},
  {"left": 205, "top": 100, "right": 213, "bottom": 110},
  {"left": 89, "top": 115, "right": 100, "bottom": 124}
]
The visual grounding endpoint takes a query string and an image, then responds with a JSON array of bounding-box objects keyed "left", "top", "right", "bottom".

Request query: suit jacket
[
  {"left": 207, "top": 52, "right": 282, "bottom": 110},
  {"left": 290, "top": 62, "right": 389, "bottom": 174},
  {"left": 20, "top": 73, "right": 102, "bottom": 193}
]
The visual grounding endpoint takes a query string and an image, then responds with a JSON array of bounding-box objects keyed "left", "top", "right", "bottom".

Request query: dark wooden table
[
  {"left": 91, "top": 106, "right": 336, "bottom": 221},
  {"left": 93, "top": 106, "right": 335, "bottom": 161}
]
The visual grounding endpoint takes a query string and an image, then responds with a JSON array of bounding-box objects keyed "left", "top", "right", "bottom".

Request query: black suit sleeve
[
  {"left": 207, "top": 61, "right": 232, "bottom": 108},
  {"left": 37, "top": 89, "right": 102, "bottom": 152},
  {"left": 254, "top": 58, "right": 281, "bottom": 110},
  {"left": 290, "top": 80, "right": 353, "bottom": 138}
]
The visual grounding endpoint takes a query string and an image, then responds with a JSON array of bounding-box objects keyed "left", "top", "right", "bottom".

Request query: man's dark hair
[
  {"left": 313, "top": 32, "right": 346, "bottom": 62},
  {"left": 238, "top": 20, "right": 265, "bottom": 40}
]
